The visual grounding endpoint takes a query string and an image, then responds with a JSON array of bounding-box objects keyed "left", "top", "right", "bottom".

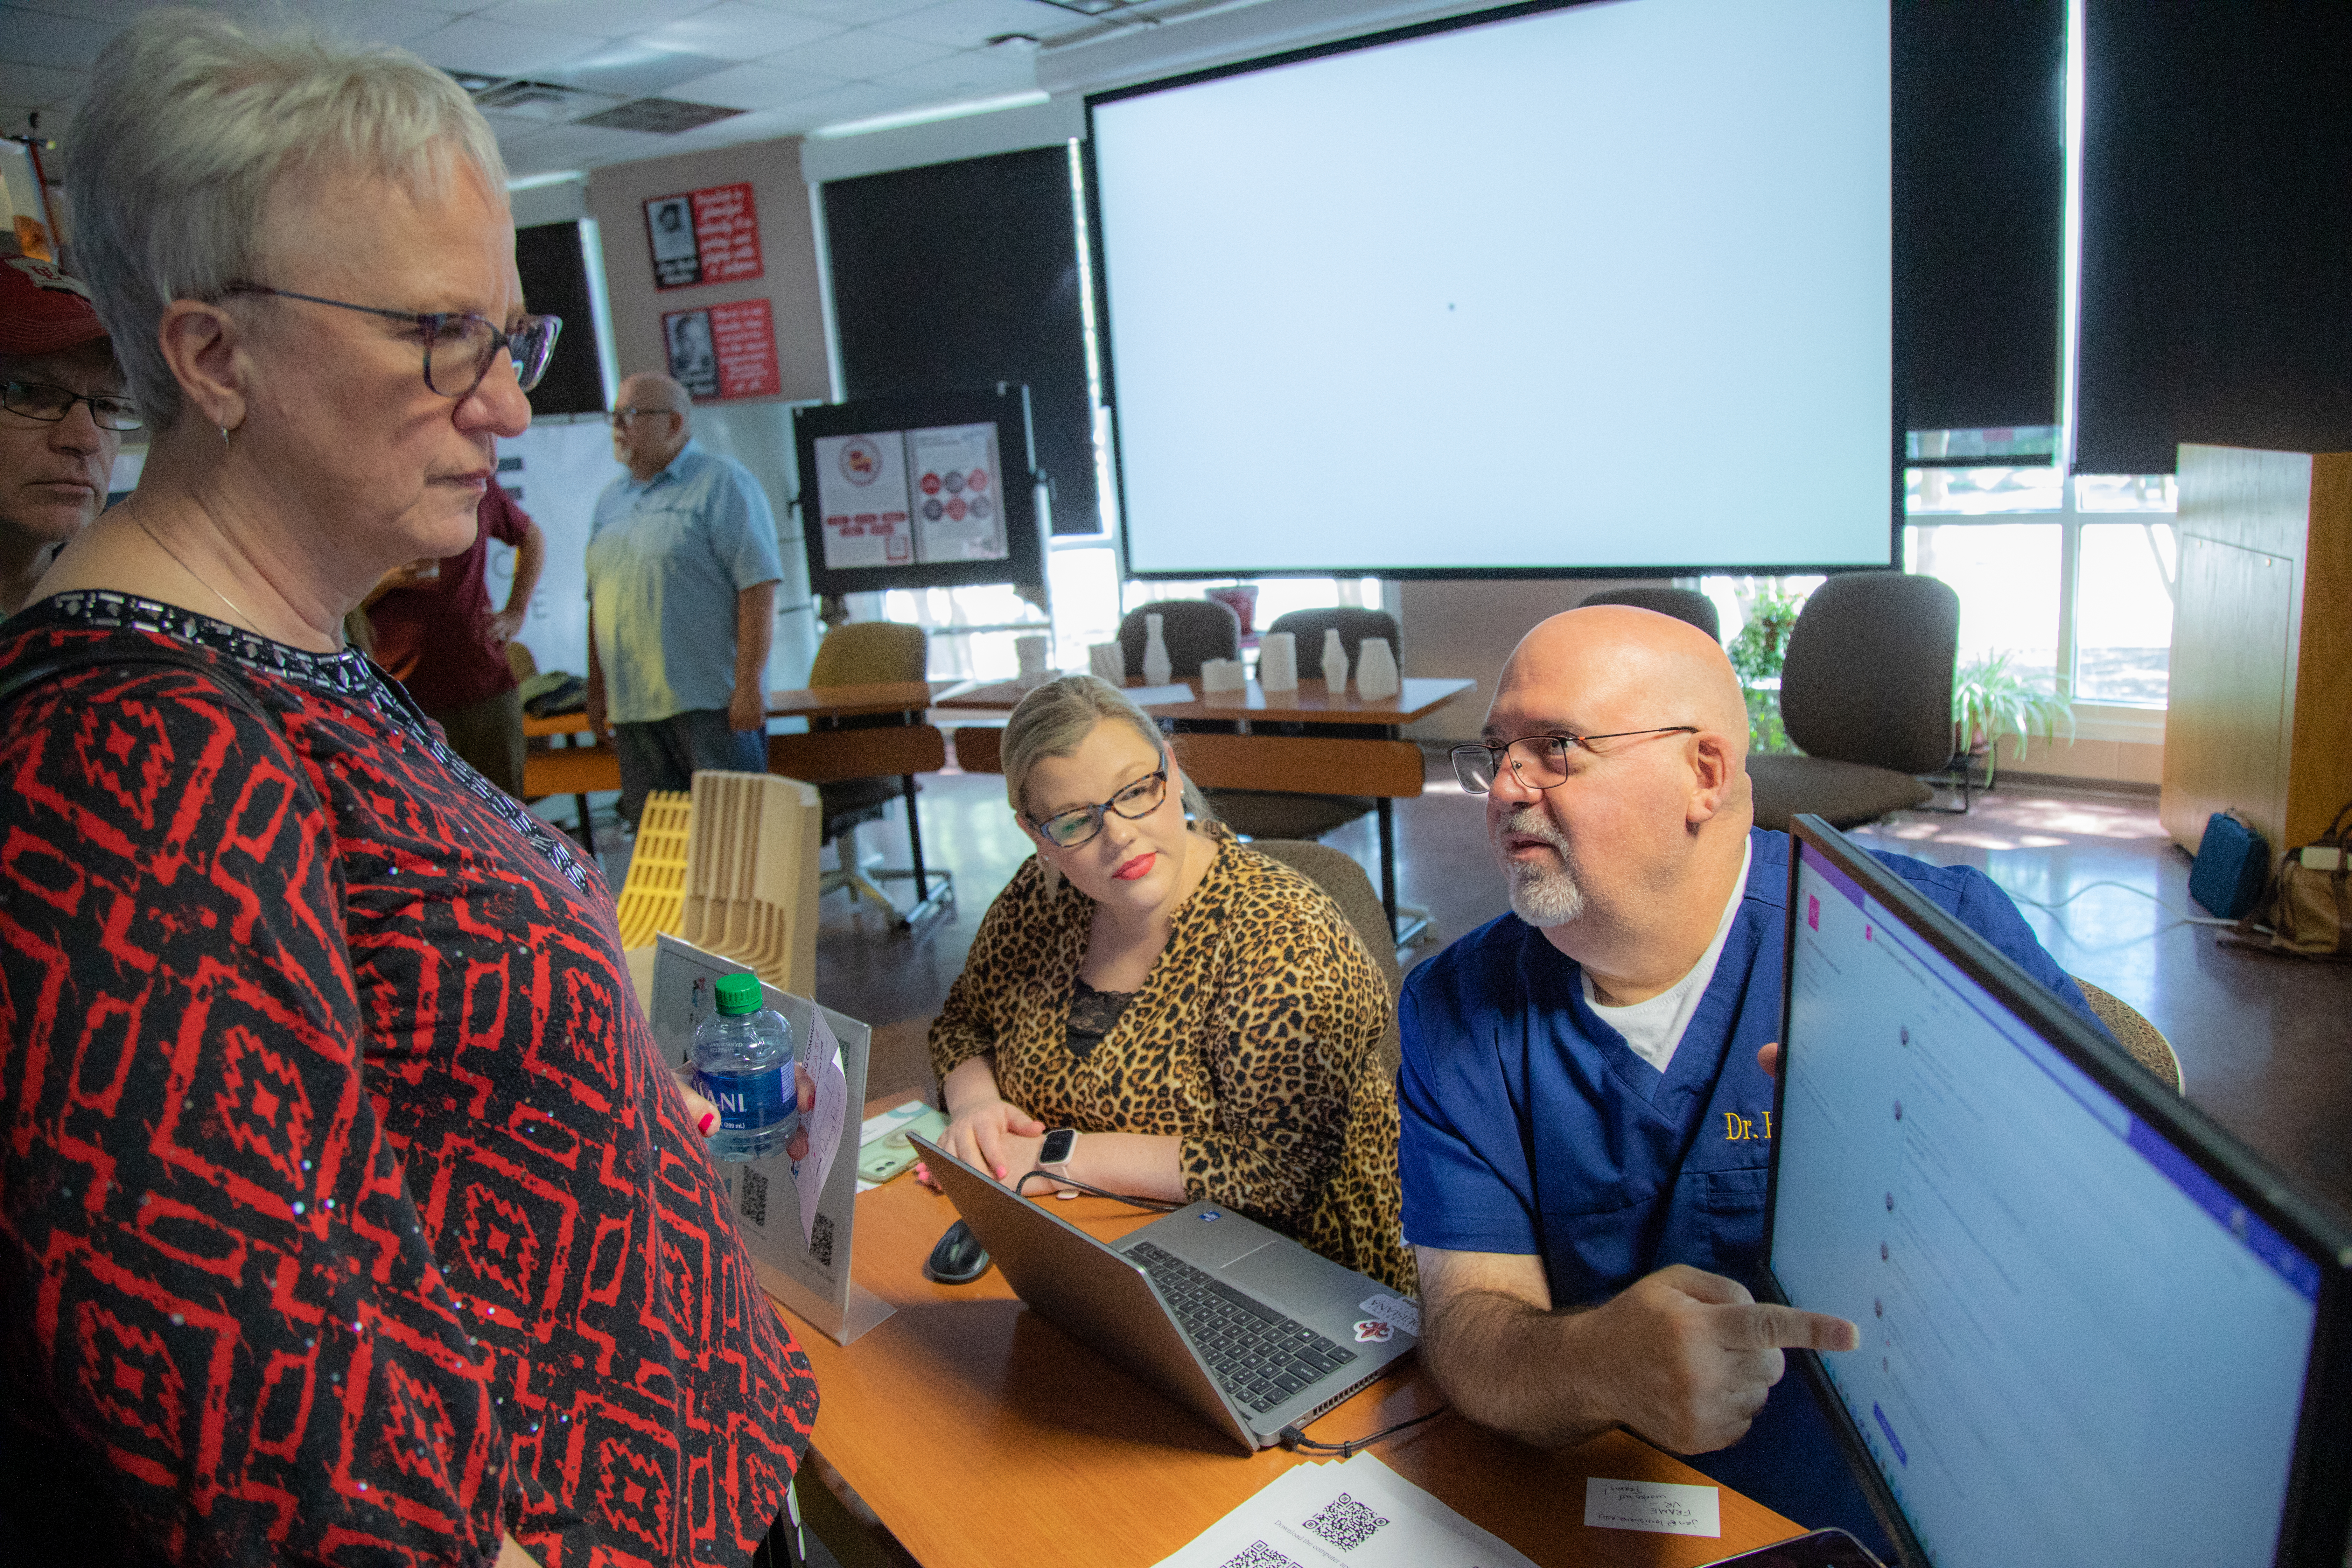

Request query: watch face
[{"left": 1040, "top": 1129, "right": 1078, "bottom": 1166}]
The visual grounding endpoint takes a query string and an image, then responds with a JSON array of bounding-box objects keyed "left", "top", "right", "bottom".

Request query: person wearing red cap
[{"left": 0, "top": 254, "right": 134, "bottom": 615}]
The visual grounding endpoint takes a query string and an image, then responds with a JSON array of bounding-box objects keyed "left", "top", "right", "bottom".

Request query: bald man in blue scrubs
[{"left": 1401, "top": 606, "right": 2102, "bottom": 1546}]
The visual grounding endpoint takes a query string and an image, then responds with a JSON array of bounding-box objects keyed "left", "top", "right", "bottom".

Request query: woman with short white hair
[{"left": 0, "top": 13, "right": 817, "bottom": 1563}]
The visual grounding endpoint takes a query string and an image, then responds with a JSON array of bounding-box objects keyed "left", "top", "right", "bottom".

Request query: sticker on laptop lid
[
  {"left": 1358, "top": 1294, "right": 1421, "bottom": 1337},
  {"left": 1351, "top": 1319, "right": 1394, "bottom": 1343}
]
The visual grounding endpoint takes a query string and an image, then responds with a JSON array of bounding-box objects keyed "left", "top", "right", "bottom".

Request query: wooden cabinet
[{"left": 2162, "top": 445, "right": 2352, "bottom": 855}]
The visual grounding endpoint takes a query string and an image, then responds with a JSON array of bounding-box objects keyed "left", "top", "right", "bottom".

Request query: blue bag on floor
[{"left": 2190, "top": 811, "right": 2270, "bottom": 919}]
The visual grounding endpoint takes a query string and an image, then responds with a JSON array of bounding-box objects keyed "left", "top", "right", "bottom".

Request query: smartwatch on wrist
[{"left": 1039, "top": 1128, "right": 1079, "bottom": 1186}]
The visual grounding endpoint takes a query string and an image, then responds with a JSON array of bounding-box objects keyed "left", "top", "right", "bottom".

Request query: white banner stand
[{"left": 649, "top": 933, "right": 895, "bottom": 1346}]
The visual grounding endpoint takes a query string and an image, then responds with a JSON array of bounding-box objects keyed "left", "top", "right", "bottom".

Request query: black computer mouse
[{"left": 924, "top": 1219, "right": 990, "bottom": 1285}]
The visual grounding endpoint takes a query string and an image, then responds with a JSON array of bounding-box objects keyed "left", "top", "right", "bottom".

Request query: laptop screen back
[{"left": 1770, "top": 834, "right": 2325, "bottom": 1568}]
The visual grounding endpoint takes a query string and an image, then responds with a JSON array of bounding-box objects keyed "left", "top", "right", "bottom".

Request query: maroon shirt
[
  {"left": 370, "top": 483, "right": 531, "bottom": 712},
  {"left": 0, "top": 592, "right": 818, "bottom": 1564}
]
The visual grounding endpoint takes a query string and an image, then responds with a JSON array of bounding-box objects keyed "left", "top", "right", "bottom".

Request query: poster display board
[
  {"left": 792, "top": 385, "right": 1049, "bottom": 595},
  {"left": 648, "top": 934, "right": 893, "bottom": 1347},
  {"left": 644, "top": 182, "right": 763, "bottom": 290},
  {"left": 663, "top": 299, "right": 782, "bottom": 401}
]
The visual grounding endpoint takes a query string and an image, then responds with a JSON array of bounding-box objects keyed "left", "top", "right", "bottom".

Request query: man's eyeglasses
[
  {"left": 2, "top": 380, "right": 143, "bottom": 432},
  {"left": 1450, "top": 728, "right": 1699, "bottom": 794},
  {"left": 1026, "top": 758, "right": 1170, "bottom": 848},
  {"left": 610, "top": 405, "right": 682, "bottom": 428},
  {"left": 220, "top": 282, "right": 561, "bottom": 398}
]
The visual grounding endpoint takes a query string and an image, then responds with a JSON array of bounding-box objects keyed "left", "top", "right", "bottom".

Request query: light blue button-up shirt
[{"left": 587, "top": 440, "right": 785, "bottom": 724}]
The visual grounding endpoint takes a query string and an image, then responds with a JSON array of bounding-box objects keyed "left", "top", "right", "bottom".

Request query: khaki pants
[{"left": 425, "top": 686, "right": 526, "bottom": 799}]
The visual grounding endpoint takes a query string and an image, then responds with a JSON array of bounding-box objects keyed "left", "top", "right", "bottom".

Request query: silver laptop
[{"left": 907, "top": 1130, "right": 1417, "bottom": 1453}]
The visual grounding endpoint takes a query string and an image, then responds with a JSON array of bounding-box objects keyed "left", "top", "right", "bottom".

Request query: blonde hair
[
  {"left": 66, "top": 8, "right": 509, "bottom": 429},
  {"left": 1003, "top": 676, "right": 1214, "bottom": 878}
]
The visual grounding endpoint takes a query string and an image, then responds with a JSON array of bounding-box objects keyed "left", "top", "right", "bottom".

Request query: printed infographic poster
[
  {"left": 646, "top": 182, "right": 764, "bottom": 290},
  {"left": 907, "top": 422, "right": 1008, "bottom": 564},
  {"left": 813, "top": 433, "right": 914, "bottom": 570}
]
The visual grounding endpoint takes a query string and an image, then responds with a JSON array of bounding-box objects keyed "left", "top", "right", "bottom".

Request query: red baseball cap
[{"left": 0, "top": 254, "right": 109, "bottom": 354}]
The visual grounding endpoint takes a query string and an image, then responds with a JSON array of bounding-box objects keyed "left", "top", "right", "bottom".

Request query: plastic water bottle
[{"left": 694, "top": 973, "right": 798, "bottom": 1162}]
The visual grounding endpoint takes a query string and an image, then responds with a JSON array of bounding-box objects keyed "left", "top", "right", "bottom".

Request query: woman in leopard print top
[{"left": 927, "top": 676, "right": 1414, "bottom": 1293}]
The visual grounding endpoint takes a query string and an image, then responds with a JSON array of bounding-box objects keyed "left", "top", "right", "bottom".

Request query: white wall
[{"left": 1398, "top": 577, "right": 1659, "bottom": 743}]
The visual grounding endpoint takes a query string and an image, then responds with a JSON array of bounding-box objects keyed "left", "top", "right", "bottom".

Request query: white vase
[
  {"left": 1259, "top": 631, "right": 1299, "bottom": 691},
  {"left": 1142, "top": 613, "right": 1173, "bottom": 688},
  {"left": 1321, "top": 627, "right": 1350, "bottom": 694},
  {"left": 1356, "top": 636, "right": 1399, "bottom": 700}
]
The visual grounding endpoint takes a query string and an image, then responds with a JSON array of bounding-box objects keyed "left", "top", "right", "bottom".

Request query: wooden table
[
  {"left": 939, "top": 677, "right": 1478, "bottom": 939},
  {"left": 785, "top": 1165, "right": 1800, "bottom": 1568}
]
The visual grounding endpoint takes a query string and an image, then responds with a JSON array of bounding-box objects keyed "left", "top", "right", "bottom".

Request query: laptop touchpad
[{"left": 1222, "top": 1242, "right": 1354, "bottom": 1317}]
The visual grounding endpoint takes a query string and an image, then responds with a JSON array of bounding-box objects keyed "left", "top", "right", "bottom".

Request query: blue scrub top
[{"left": 1397, "top": 827, "right": 2104, "bottom": 1540}]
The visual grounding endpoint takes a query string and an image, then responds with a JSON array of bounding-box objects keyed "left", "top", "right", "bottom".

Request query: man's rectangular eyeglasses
[
  {"left": 220, "top": 282, "right": 561, "bottom": 397},
  {"left": 1450, "top": 728, "right": 1699, "bottom": 793},
  {"left": 2, "top": 380, "right": 143, "bottom": 432},
  {"left": 1026, "top": 759, "right": 1170, "bottom": 848},
  {"left": 610, "top": 405, "right": 682, "bottom": 428}
]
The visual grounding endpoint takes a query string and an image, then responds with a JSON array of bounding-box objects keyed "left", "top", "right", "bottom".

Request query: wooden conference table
[
  {"left": 938, "top": 675, "right": 1478, "bottom": 939},
  {"left": 788, "top": 1148, "right": 1800, "bottom": 1568},
  {"left": 522, "top": 681, "right": 959, "bottom": 920}
]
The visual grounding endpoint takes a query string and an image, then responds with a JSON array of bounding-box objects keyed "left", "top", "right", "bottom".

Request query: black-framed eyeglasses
[
  {"left": 2, "top": 380, "right": 143, "bottom": 432},
  {"left": 220, "top": 282, "right": 561, "bottom": 398},
  {"left": 1450, "top": 728, "right": 1699, "bottom": 794},
  {"left": 609, "top": 405, "right": 682, "bottom": 428},
  {"left": 1026, "top": 757, "right": 1170, "bottom": 848}
]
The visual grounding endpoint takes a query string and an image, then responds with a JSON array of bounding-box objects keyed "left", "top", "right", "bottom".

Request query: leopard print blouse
[{"left": 929, "top": 823, "right": 1415, "bottom": 1293}]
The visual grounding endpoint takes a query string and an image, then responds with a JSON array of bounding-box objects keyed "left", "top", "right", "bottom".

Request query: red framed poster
[
  {"left": 663, "top": 299, "right": 781, "bottom": 400},
  {"left": 644, "top": 182, "right": 763, "bottom": 290}
]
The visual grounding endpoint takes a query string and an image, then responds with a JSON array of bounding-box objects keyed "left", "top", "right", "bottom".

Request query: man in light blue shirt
[{"left": 586, "top": 373, "right": 783, "bottom": 826}]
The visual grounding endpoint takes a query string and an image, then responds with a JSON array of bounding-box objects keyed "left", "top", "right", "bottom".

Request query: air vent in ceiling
[
  {"left": 472, "top": 79, "right": 625, "bottom": 124},
  {"left": 574, "top": 98, "right": 743, "bottom": 135}
]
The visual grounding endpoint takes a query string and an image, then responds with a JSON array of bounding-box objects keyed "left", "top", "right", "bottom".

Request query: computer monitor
[{"left": 1766, "top": 817, "right": 2352, "bottom": 1568}]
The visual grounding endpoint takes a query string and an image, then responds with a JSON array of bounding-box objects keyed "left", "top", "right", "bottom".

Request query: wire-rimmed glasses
[
  {"left": 220, "top": 282, "right": 562, "bottom": 397},
  {"left": 609, "top": 405, "right": 682, "bottom": 428},
  {"left": 1450, "top": 728, "right": 1699, "bottom": 793},
  {"left": 1, "top": 380, "right": 143, "bottom": 431},
  {"left": 1026, "top": 758, "right": 1170, "bottom": 848}
]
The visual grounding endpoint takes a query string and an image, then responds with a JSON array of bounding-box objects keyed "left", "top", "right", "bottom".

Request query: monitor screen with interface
[{"left": 1767, "top": 820, "right": 2350, "bottom": 1568}]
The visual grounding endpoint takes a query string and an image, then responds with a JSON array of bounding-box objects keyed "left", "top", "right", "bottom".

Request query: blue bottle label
[{"left": 700, "top": 1064, "right": 792, "bottom": 1130}]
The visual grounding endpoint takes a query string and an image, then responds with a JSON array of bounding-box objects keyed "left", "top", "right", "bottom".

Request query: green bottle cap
[{"left": 714, "top": 973, "right": 763, "bottom": 1016}]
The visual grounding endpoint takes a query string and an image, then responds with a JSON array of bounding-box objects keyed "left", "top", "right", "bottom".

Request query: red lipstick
[{"left": 1113, "top": 852, "right": 1156, "bottom": 881}]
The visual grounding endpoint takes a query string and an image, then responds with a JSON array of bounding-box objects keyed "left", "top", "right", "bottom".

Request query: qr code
[
  {"left": 737, "top": 1168, "right": 769, "bottom": 1229},
  {"left": 1218, "top": 1543, "right": 1304, "bottom": 1568},
  {"left": 809, "top": 1210, "right": 835, "bottom": 1269},
  {"left": 1300, "top": 1493, "right": 1390, "bottom": 1552}
]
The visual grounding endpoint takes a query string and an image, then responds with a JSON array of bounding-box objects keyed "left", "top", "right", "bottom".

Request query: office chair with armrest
[
  {"left": 793, "top": 621, "right": 952, "bottom": 929},
  {"left": 2073, "top": 977, "right": 2184, "bottom": 1093},
  {"left": 1747, "top": 571, "right": 1957, "bottom": 831},
  {"left": 1577, "top": 586, "right": 1722, "bottom": 642},
  {"left": 1210, "top": 606, "right": 1403, "bottom": 845},
  {"left": 1118, "top": 598, "right": 1241, "bottom": 679},
  {"left": 1248, "top": 838, "right": 1404, "bottom": 1078}
]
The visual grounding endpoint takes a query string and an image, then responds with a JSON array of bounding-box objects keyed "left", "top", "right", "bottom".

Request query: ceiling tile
[
  {"left": 0, "top": 60, "right": 83, "bottom": 106},
  {"left": 410, "top": 16, "right": 612, "bottom": 78},
  {"left": 659, "top": 61, "right": 841, "bottom": 110},
  {"left": 750, "top": 76, "right": 926, "bottom": 131},
  {"left": 741, "top": 0, "right": 947, "bottom": 23},
  {"left": 0, "top": 0, "right": 165, "bottom": 26},
  {"left": 872, "top": 0, "right": 1090, "bottom": 50},
  {"left": 766, "top": 26, "right": 948, "bottom": 80},
  {"left": 301, "top": 4, "right": 454, "bottom": 48},
  {"left": 869, "top": 46, "right": 1033, "bottom": 97},
  {"left": 497, "top": 118, "right": 672, "bottom": 171},
  {"left": 633, "top": 2, "right": 843, "bottom": 60},
  {"left": 536, "top": 42, "right": 737, "bottom": 96},
  {"left": 0, "top": 9, "right": 119, "bottom": 72},
  {"left": 475, "top": 0, "right": 716, "bottom": 41}
]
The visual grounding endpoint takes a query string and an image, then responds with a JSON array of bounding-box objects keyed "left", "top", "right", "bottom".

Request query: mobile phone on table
[{"left": 1697, "top": 1528, "right": 1885, "bottom": 1568}]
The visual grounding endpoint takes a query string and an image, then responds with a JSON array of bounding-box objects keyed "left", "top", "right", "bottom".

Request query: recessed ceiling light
[{"left": 986, "top": 33, "right": 1042, "bottom": 51}]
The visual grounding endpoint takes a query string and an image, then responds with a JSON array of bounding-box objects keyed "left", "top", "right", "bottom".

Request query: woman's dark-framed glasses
[
  {"left": 221, "top": 282, "right": 562, "bottom": 397},
  {"left": 1450, "top": 728, "right": 1699, "bottom": 793},
  {"left": 2, "top": 380, "right": 142, "bottom": 431},
  {"left": 1027, "top": 760, "right": 1170, "bottom": 848}
]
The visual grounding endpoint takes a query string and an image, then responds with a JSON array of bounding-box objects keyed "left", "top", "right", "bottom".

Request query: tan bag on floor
[{"left": 2228, "top": 801, "right": 2352, "bottom": 960}]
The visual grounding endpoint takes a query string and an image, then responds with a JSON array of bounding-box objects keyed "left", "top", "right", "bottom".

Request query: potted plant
[
  {"left": 1728, "top": 583, "right": 1806, "bottom": 753},
  {"left": 1952, "top": 651, "right": 2074, "bottom": 788}
]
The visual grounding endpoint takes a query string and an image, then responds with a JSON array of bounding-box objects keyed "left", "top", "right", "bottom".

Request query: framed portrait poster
[{"left": 644, "top": 183, "right": 764, "bottom": 291}]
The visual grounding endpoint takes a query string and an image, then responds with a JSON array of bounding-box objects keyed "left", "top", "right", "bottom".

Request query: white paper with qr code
[
  {"left": 1582, "top": 1476, "right": 1720, "bottom": 1536},
  {"left": 791, "top": 1009, "right": 848, "bottom": 1249},
  {"left": 1153, "top": 1454, "right": 1538, "bottom": 1568}
]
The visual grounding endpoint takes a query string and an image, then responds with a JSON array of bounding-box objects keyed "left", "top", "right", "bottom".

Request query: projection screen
[{"left": 1087, "top": 0, "right": 1895, "bottom": 578}]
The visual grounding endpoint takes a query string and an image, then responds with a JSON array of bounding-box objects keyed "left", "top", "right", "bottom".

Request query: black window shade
[
  {"left": 515, "top": 221, "right": 607, "bottom": 419},
  {"left": 821, "top": 146, "right": 1100, "bottom": 535}
]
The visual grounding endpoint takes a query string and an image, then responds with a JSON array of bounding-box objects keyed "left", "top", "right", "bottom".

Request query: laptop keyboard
[{"left": 1125, "top": 1240, "right": 1358, "bottom": 1415}]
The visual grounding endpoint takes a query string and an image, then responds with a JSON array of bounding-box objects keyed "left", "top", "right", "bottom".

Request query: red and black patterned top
[{"left": 0, "top": 592, "right": 818, "bottom": 1566}]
